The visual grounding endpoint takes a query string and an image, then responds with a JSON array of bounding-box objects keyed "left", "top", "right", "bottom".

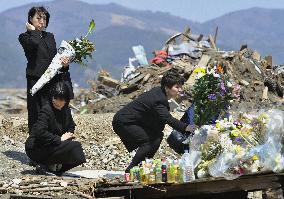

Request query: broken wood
[
  {"left": 265, "top": 56, "right": 273, "bottom": 69},
  {"left": 127, "top": 73, "right": 145, "bottom": 85},
  {"left": 197, "top": 55, "right": 211, "bottom": 68},
  {"left": 214, "top": 26, "right": 218, "bottom": 44},
  {"left": 100, "top": 76, "right": 120, "bottom": 88},
  {"left": 208, "top": 34, "right": 217, "bottom": 50},
  {"left": 262, "top": 86, "right": 269, "bottom": 100},
  {"left": 142, "top": 73, "right": 151, "bottom": 83},
  {"left": 252, "top": 51, "right": 261, "bottom": 62}
]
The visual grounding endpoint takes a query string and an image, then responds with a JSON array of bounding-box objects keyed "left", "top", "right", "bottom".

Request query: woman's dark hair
[
  {"left": 161, "top": 70, "right": 185, "bottom": 90},
  {"left": 28, "top": 6, "right": 50, "bottom": 28},
  {"left": 50, "top": 82, "right": 70, "bottom": 103}
]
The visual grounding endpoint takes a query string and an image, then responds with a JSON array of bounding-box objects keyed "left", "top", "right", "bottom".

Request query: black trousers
[
  {"left": 25, "top": 140, "right": 86, "bottom": 172},
  {"left": 112, "top": 120, "right": 163, "bottom": 172},
  {"left": 26, "top": 72, "right": 74, "bottom": 132}
]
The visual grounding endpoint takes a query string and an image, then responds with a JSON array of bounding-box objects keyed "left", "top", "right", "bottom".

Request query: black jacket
[
  {"left": 113, "top": 87, "right": 187, "bottom": 134},
  {"left": 19, "top": 30, "right": 68, "bottom": 78},
  {"left": 25, "top": 102, "right": 76, "bottom": 149}
]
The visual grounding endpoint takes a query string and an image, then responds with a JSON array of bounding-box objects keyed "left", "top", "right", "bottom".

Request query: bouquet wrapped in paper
[
  {"left": 31, "top": 20, "right": 96, "bottom": 96},
  {"left": 185, "top": 109, "right": 284, "bottom": 180}
]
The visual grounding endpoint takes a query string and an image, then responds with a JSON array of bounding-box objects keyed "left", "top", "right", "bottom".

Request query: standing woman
[
  {"left": 112, "top": 70, "right": 198, "bottom": 173},
  {"left": 19, "top": 6, "right": 74, "bottom": 132},
  {"left": 25, "top": 82, "right": 86, "bottom": 175}
]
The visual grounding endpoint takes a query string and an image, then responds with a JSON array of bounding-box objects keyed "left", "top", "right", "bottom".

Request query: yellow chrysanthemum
[
  {"left": 235, "top": 145, "right": 242, "bottom": 154},
  {"left": 193, "top": 67, "right": 206, "bottom": 74},
  {"left": 215, "top": 122, "right": 221, "bottom": 129},
  {"left": 231, "top": 129, "right": 240, "bottom": 137},
  {"left": 252, "top": 155, "right": 258, "bottom": 161}
]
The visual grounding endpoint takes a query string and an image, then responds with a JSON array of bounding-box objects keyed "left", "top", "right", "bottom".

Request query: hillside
[{"left": 0, "top": 0, "right": 283, "bottom": 87}]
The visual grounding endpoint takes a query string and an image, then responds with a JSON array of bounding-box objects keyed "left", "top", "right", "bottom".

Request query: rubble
[
  {"left": 0, "top": 89, "right": 26, "bottom": 114},
  {"left": 71, "top": 27, "right": 284, "bottom": 114}
]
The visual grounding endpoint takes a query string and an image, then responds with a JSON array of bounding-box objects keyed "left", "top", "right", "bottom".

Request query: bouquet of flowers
[
  {"left": 192, "top": 63, "right": 240, "bottom": 126},
  {"left": 191, "top": 112, "right": 269, "bottom": 179},
  {"left": 31, "top": 20, "right": 96, "bottom": 96}
]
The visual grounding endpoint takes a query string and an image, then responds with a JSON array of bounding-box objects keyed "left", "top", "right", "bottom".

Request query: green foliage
[
  {"left": 68, "top": 19, "right": 96, "bottom": 66},
  {"left": 192, "top": 69, "right": 235, "bottom": 126}
]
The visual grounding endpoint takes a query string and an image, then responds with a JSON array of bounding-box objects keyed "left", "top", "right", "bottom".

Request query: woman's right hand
[
  {"left": 26, "top": 22, "right": 35, "bottom": 31},
  {"left": 61, "top": 132, "right": 75, "bottom": 141}
]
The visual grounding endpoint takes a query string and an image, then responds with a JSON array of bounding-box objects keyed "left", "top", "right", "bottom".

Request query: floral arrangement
[
  {"left": 192, "top": 63, "right": 240, "bottom": 126},
  {"left": 31, "top": 19, "right": 96, "bottom": 95},
  {"left": 68, "top": 19, "right": 96, "bottom": 65},
  {"left": 192, "top": 112, "right": 269, "bottom": 179}
]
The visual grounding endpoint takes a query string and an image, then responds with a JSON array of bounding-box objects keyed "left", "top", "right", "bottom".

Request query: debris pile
[
  {"left": 0, "top": 176, "right": 97, "bottom": 198},
  {"left": 73, "top": 28, "right": 284, "bottom": 113},
  {"left": 0, "top": 89, "right": 26, "bottom": 114}
]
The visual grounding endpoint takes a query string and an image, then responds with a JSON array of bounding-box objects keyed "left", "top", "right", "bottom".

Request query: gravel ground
[{"left": 0, "top": 112, "right": 183, "bottom": 182}]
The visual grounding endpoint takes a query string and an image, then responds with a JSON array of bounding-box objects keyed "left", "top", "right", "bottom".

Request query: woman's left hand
[
  {"left": 185, "top": 124, "right": 198, "bottom": 134},
  {"left": 60, "top": 57, "right": 70, "bottom": 68}
]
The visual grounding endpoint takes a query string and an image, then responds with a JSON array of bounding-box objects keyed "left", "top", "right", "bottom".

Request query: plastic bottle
[
  {"left": 155, "top": 159, "right": 162, "bottom": 183},
  {"left": 140, "top": 161, "right": 148, "bottom": 184},
  {"left": 174, "top": 160, "right": 181, "bottom": 183},
  {"left": 181, "top": 150, "right": 195, "bottom": 182},
  {"left": 167, "top": 160, "right": 175, "bottom": 183},
  {"left": 161, "top": 159, "right": 167, "bottom": 183}
]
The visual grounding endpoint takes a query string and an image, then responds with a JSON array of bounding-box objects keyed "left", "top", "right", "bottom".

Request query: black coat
[
  {"left": 18, "top": 30, "right": 69, "bottom": 78},
  {"left": 113, "top": 87, "right": 187, "bottom": 135},
  {"left": 25, "top": 102, "right": 76, "bottom": 149}
]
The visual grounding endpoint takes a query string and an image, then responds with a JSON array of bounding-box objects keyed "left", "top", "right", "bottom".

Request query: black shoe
[{"left": 34, "top": 163, "right": 56, "bottom": 176}]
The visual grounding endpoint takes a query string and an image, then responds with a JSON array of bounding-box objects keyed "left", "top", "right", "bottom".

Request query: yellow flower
[
  {"left": 235, "top": 145, "right": 242, "bottom": 154},
  {"left": 215, "top": 122, "right": 221, "bottom": 129},
  {"left": 231, "top": 129, "right": 240, "bottom": 137},
  {"left": 193, "top": 67, "right": 206, "bottom": 74},
  {"left": 252, "top": 155, "right": 258, "bottom": 161}
]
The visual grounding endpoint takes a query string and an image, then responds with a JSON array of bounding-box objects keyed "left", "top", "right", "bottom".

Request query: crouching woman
[
  {"left": 112, "top": 70, "right": 197, "bottom": 173},
  {"left": 25, "top": 82, "right": 86, "bottom": 175}
]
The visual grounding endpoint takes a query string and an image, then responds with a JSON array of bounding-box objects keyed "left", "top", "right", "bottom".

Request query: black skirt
[{"left": 25, "top": 140, "right": 85, "bottom": 166}]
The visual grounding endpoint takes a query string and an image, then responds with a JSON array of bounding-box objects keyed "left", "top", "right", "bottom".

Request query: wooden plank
[
  {"left": 197, "top": 55, "right": 211, "bottom": 68},
  {"left": 262, "top": 86, "right": 269, "bottom": 100},
  {"left": 131, "top": 174, "right": 281, "bottom": 198},
  {"left": 208, "top": 34, "right": 217, "bottom": 50},
  {"left": 214, "top": 26, "right": 218, "bottom": 44},
  {"left": 100, "top": 76, "right": 120, "bottom": 88},
  {"left": 96, "top": 172, "right": 284, "bottom": 199},
  {"left": 127, "top": 73, "right": 145, "bottom": 85}
]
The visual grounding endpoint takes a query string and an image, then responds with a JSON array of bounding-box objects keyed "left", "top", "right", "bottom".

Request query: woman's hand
[
  {"left": 26, "top": 22, "right": 35, "bottom": 31},
  {"left": 61, "top": 132, "right": 75, "bottom": 141},
  {"left": 185, "top": 124, "right": 198, "bottom": 134},
  {"left": 60, "top": 57, "right": 70, "bottom": 68}
]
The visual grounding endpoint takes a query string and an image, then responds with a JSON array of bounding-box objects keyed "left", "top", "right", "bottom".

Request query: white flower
[{"left": 227, "top": 81, "right": 232, "bottom": 87}]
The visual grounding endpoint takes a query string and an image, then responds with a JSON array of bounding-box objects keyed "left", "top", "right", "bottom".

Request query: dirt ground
[{"left": 0, "top": 112, "right": 182, "bottom": 181}]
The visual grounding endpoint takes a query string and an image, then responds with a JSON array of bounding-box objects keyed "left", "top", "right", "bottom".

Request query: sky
[{"left": 1, "top": 0, "right": 284, "bottom": 22}]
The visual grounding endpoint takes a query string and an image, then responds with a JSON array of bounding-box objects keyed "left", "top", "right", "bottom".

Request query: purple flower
[
  {"left": 235, "top": 137, "right": 242, "bottom": 143},
  {"left": 221, "top": 81, "right": 226, "bottom": 92},
  {"left": 208, "top": 94, "right": 217, "bottom": 100}
]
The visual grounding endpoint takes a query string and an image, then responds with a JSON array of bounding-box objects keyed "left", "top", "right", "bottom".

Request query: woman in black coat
[
  {"left": 112, "top": 70, "right": 197, "bottom": 172},
  {"left": 18, "top": 6, "right": 74, "bottom": 131},
  {"left": 25, "top": 82, "right": 85, "bottom": 175}
]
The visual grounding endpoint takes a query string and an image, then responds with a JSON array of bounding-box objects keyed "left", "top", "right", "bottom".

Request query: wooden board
[{"left": 95, "top": 172, "right": 284, "bottom": 199}]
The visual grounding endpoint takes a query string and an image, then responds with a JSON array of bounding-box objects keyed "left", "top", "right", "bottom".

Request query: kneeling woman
[
  {"left": 112, "top": 70, "right": 197, "bottom": 173},
  {"left": 25, "top": 82, "right": 86, "bottom": 175}
]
